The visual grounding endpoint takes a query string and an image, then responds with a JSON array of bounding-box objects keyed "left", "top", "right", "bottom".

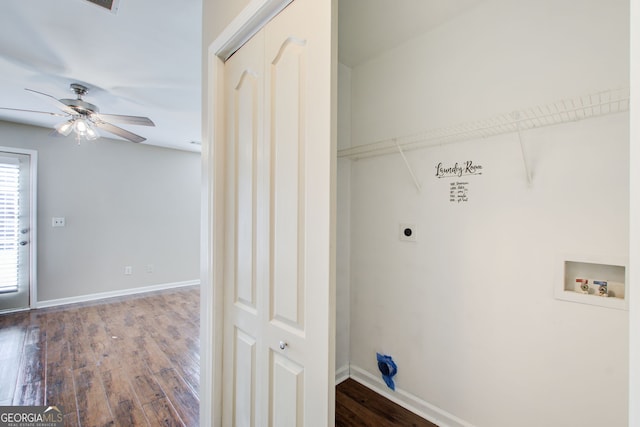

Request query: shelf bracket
[
  {"left": 513, "top": 112, "right": 532, "bottom": 186},
  {"left": 394, "top": 139, "right": 422, "bottom": 192}
]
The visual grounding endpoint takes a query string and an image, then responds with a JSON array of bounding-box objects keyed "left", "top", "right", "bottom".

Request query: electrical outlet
[
  {"left": 52, "top": 217, "right": 66, "bottom": 227},
  {"left": 399, "top": 223, "right": 417, "bottom": 242},
  {"left": 146, "top": 264, "right": 154, "bottom": 273},
  {"left": 124, "top": 266, "right": 133, "bottom": 275}
]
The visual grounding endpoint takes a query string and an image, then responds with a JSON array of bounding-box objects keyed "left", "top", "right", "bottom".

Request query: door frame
[
  {"left": 201, "top": 1, "right": 293, "bottom": 426},
  {"left": 630, "top": 0, "right": 640, "bottom": 423},
  {"left": 0, "top": 146, "right": 38, "bottom": 311}
]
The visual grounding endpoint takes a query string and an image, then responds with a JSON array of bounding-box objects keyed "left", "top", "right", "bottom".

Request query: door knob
[
  {"left": 19, "top": 241, "right": 28, "bottom": 246},
  {"left": 279, "top": 341, "right": 288, "bottom": 350}
]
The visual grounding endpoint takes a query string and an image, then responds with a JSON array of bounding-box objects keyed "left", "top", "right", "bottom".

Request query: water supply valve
[
  {"left": 594, "top": 281, "right": 608, "bottom": 297},
  {"left": 576, "top": 278, "right": 589, "bottom": 294}
]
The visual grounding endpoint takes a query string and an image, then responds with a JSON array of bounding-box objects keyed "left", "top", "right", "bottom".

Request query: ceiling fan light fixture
[
  {"left": 85, "top": 125, "right": 100, "bottom": 141},
  {"left": 55, "top": 120, "right": 74, "bottom": 136},
  {"left": 70, "top": 118, "right": 100, "bottom": 141},
  {"left": 2, "top": 84, "right": 154, "bottom": 143},
  {"left": 73, "top": 118, "right": 88, "bottom": 133}
]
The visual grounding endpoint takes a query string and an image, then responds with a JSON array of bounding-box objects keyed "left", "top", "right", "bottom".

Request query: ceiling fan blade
[
  {"left": 93, "top": 113, "right": 155, "bottom": 127},
  {"left": 0, "top": 107, "right": 66, "bottom": 117},
  {"left": 94, "top": 121, "right": 146, "bottom": 143},
  {"left": 49, "top": 128, "right": 68, "bottom": 138},
  {"left": 25, "top": 88, "right": 77, "bottom": 115}
]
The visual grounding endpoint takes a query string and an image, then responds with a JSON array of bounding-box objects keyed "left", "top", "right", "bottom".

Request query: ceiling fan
[{"left": 0, "top": 83, "right": 155, "bottom": 143}]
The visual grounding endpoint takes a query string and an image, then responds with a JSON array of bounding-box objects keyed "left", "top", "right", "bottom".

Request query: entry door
[
  {"left": 221, "top": 0, "right": 335, "bottom": 425},
  {"left": 0, "top": 151, "right": 33, "bottom": 312}
]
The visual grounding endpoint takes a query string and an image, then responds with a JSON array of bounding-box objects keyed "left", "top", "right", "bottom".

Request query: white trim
[
  {"left": 629, "top": 0, "right": 639, "bottom": 424},
  {"left": 29, "top": 151, "right": 37, "bottom": 309},
  {"left": 0, "top": 146, "right": 38, "bottom": 311},
  {"left": 200, "top": 51, "right": 225, "bottom": 427},
  {"left": 208, "top": 0, "right": 292, "bottom": 61},
  {"left": 0, "top": 307, "right": 30, "bottom": 315},
  {"left": 36, "top": 280, "right": 199, "bottom": 309},
  {"left": 335, "top": 364, "right": 350, "bottom": 384},
  {"left": 349, "top": 365, "right": 475, "bottom": 427}
]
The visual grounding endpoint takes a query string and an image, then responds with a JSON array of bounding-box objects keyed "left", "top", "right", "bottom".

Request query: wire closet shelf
[{"left": 337, "top": 88, "right": 630, "bottom": 160}]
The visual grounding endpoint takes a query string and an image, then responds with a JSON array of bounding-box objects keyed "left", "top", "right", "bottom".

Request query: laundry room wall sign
[
  {"left": 435, "top": 160, "right": 483, "bottom": 179},
  {"left": 435, "top": 160, "right": 484, "bottom": 203}
]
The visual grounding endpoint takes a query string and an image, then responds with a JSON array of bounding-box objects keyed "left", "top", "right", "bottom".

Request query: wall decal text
[
  {"left": 450, "top": 182, "right": 469, "bottom": 203},
  {"left": 435, "top": 161, "right": 483, "bottom": 179}
]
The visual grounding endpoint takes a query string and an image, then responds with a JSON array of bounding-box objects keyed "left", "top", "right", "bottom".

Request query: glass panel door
[{"left": 0, "top": 152, "right": 32, "bottom": 312}]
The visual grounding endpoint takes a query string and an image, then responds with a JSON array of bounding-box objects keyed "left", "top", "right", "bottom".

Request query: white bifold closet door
[{"left": 221, "top": 0, "right": 335, "bottom": 426}]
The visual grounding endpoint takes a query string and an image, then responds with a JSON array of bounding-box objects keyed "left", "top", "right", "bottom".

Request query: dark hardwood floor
[
  {"left": 2, "top": 285, "right": 434, "bottom": 426},
  {"left": 0, "top": 286, "right": 200, "bottom": 426},
  {"left": 336, "top": 379, "right": 438, "bottom": 427}
]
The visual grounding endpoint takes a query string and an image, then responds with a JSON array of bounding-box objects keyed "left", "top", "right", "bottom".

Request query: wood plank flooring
[
  {"left": 336, "top": 378, "right": 438, "bottom": 427},
  {"left": 2, "top": 286, "right": 435, "bottom": 426},
  {"left": 0, "top": 286, "right": 199, "bottom": 427}
]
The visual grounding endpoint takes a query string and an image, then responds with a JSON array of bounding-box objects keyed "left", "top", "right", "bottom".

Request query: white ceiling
[
  {"left": 0, "top": 0, "right": 480, "bottom": 152},
  {"left": 0, "top": 0, "right": 202, "bottom": 152},
  {"left": 338, "top": 0, "right": 485, "bottom": 67}
]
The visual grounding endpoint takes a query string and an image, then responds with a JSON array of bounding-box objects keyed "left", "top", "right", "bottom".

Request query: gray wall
[{"left": 0, "top": 120, "right": 200, "bottom": 303}]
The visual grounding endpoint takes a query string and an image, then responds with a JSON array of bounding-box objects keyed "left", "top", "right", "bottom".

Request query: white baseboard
[
  {"left": 36, "top": 280, "right": 200, "bottom": 309},
  {"left": 335, "top": 364, "right": 350, "bottom": 384},
  {"left": 349, "top": 365, "right": 475, "bottom": 427}
]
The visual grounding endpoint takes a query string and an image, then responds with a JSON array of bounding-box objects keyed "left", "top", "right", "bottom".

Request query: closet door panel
[
  {"left": 271, "top": 351, "right": 304, "bottom": 426},
  {"left": 264, "top": 0, "right": 335, "bottom": 425},
  {"left": 270, "top": 37, "right": 307, "bottom": 330},
  {"left": 235, "top": 68, "right": 259, "bottom": 311},
  {"left": 234, "top": 328, "right": 257, "bottom": 427},
  {"left": 222, "top": 29, "right": 265, "bottom": 427}
]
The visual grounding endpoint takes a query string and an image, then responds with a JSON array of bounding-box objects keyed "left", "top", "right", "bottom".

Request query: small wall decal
[
  {"left": 376, "top": 353, "right": 398, "bottom": 391},
  {"left": 450, "top": 182, "right": 469, "bottom": 203}
]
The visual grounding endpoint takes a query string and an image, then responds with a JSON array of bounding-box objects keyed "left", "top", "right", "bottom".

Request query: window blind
[{"left": 0, "top": 161, "right": 20, "bottom": 294}]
